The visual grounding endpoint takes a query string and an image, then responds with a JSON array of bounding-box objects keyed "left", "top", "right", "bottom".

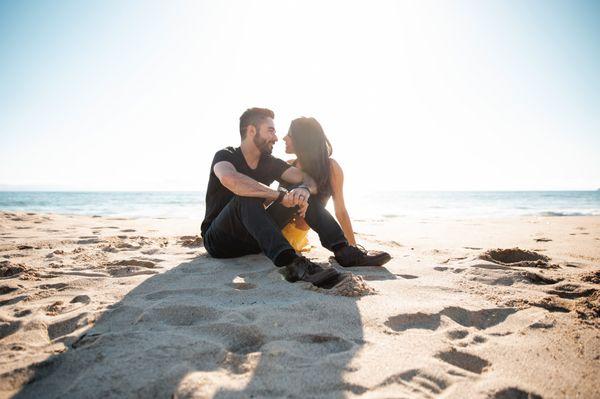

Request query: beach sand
[{"left": 0, "top": 211, "right": 598, "bottom": 398}]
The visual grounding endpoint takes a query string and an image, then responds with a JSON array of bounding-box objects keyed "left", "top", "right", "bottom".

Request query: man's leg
[
  {"left": 204, "top": 196, "right": 298, "bottom": 265},
  {"left": 204, "top": 195, "right": 341, "bottom": 286}
]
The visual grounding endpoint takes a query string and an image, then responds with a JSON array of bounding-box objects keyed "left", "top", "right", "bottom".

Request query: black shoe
[
  {"left": 284, "top": 256, "right": 340, "bottom": 288},
  {"left": 334, "top": 245, "right": 391, "bottom": 267}
]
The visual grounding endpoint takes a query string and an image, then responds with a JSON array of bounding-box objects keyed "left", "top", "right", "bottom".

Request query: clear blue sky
[{"left": 1, "top": 0, "right": 599, "bottom": 190}]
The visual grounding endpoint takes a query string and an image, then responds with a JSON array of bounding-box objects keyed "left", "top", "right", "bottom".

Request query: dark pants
[{"left": 203, "top": 195, "right": 347, "bottom": 265}]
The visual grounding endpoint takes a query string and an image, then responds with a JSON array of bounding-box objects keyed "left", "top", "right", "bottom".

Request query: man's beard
[{"left": 253, "top": 133, "right": 273, "bottom": 155}]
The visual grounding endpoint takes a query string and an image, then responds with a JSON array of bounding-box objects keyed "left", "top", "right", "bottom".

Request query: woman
[{"left": 281, "top": 117, "right": 357, "bottom": 251}]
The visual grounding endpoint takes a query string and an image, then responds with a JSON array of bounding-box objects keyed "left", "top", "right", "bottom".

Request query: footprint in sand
[
  {"left": 490, "top": 387, "right": 542, "bottom": 399},
  {"left": 197, "top": 323, "right": 265, "bottom": 355},
  {"left": 375, "top": 368, "right": 450, "bottom": 396},
  {"left": 546, "top": 283, "right": 597, "bottom": 300},
  {"left": 293, "top": 333, "right": 354, "bottom": 356},
  {"left": 480, "top": 248, "right": 555, "bottom": 268},
  {"left": 254, "top": 333, "right": 356, "bottom": 367},
  {"left": 435, "top": 349, "right": 490, "bottom": 374},
  {"left": 135, "top": 304, "right": 222, "bottom": 326},
  {"left": 385, "top": 306, "right": 517, "bottom": 332},
  {"left": 47, "top": 313, "right": 92, "bottom": 340},
  {"left": 465, "top": 263, "right": 562, "bottom": 286}
]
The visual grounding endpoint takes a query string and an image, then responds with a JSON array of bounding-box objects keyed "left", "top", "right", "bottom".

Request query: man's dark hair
[{"left": 239, "top": 107, "right": 274, "bottom": 139}]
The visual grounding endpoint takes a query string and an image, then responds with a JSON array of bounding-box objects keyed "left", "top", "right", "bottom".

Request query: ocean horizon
[{"left": 0, "top": 190, "right": 598, "bottom": 220}]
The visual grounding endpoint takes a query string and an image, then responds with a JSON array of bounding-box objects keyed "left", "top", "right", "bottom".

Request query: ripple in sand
[
  {"left": 0, "top": 284, "right": 19, "bottom": 295},
  {"left": 107, "top": 267, "right": 158, "bottom": 277},
  {"left": 581, "top": 270, "right": 600, "bottom": 284},
  {"left": 106, "top": 259, "right": 157, "bottom": 268}
]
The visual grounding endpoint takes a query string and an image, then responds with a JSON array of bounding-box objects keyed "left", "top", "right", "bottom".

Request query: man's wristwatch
[{"left": 275, "top": 187, "right": 288, "bottom": 203}]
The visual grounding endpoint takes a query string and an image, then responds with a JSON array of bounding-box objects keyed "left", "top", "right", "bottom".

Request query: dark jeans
[{"left": 202, "top": 195, "right": 347, "bottom": 265}]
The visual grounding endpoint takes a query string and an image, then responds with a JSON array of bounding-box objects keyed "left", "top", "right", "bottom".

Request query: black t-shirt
[{"left": 201, "top": 146, "right": 291, "bottom": 236}]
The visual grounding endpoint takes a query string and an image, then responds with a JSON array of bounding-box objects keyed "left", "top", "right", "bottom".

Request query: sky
[{"left": 0, "top": 0, "right": 599, "bottom": 191}]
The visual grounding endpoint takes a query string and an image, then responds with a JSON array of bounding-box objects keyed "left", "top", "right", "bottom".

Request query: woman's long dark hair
[{"left": 289, "top": 117, "right": 333, "bottom": 197}]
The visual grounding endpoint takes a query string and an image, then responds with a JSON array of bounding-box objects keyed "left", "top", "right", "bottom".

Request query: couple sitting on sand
[{"left": 200, "top": 107, "right": 391, "bottom": 288}]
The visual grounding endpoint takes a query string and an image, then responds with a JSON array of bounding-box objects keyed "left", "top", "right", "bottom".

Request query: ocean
[{"left": 0, "top": 191, "right": 598, "bottom": 220}]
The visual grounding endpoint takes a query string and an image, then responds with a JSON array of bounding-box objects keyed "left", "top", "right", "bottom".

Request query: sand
[{"left": 0, "top": 211, "right": 598, "bottom": 398}]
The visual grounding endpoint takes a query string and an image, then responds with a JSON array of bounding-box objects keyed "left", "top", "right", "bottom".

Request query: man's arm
[
  {"left": 280, "top": 166, "right": 318, "bottom": 195},
  {"left": 214, "top": 161, "right": 279, "bottom": 201}
]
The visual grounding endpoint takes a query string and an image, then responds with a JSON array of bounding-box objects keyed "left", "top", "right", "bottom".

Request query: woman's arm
[{"left": 329, "top": 159, "right": 357, "bottom": 246}]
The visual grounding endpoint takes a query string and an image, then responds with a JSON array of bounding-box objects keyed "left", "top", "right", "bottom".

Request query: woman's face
[{"left": 283, "top": 131, "right": 295, "bottom": 154}]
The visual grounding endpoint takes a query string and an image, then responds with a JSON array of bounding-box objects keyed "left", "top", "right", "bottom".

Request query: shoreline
[{"left": 0, "top": 211, "right": 598, "bottom": 398}]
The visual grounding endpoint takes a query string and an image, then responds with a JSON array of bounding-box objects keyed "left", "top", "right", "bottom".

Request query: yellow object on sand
[{"left": 281, "top": 222, "right": 310, "bottom": 252}]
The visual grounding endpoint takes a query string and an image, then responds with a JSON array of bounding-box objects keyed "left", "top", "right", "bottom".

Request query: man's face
[{"left": 253, "top": 117, "right": 277, "bottom": 155}]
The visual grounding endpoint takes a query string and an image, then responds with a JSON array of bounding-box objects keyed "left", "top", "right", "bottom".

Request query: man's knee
[{"left": 232, "top": 195, "right": 265, "bottom": 208}]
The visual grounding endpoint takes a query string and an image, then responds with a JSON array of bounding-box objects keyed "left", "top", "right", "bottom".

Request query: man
[{"left": 201, "top": 107, "right": 390, "bottom": 288}]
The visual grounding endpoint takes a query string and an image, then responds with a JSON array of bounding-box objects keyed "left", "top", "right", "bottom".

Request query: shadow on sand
[{"left": 15, "top": 253, "right": 367, "bottom": 398}]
